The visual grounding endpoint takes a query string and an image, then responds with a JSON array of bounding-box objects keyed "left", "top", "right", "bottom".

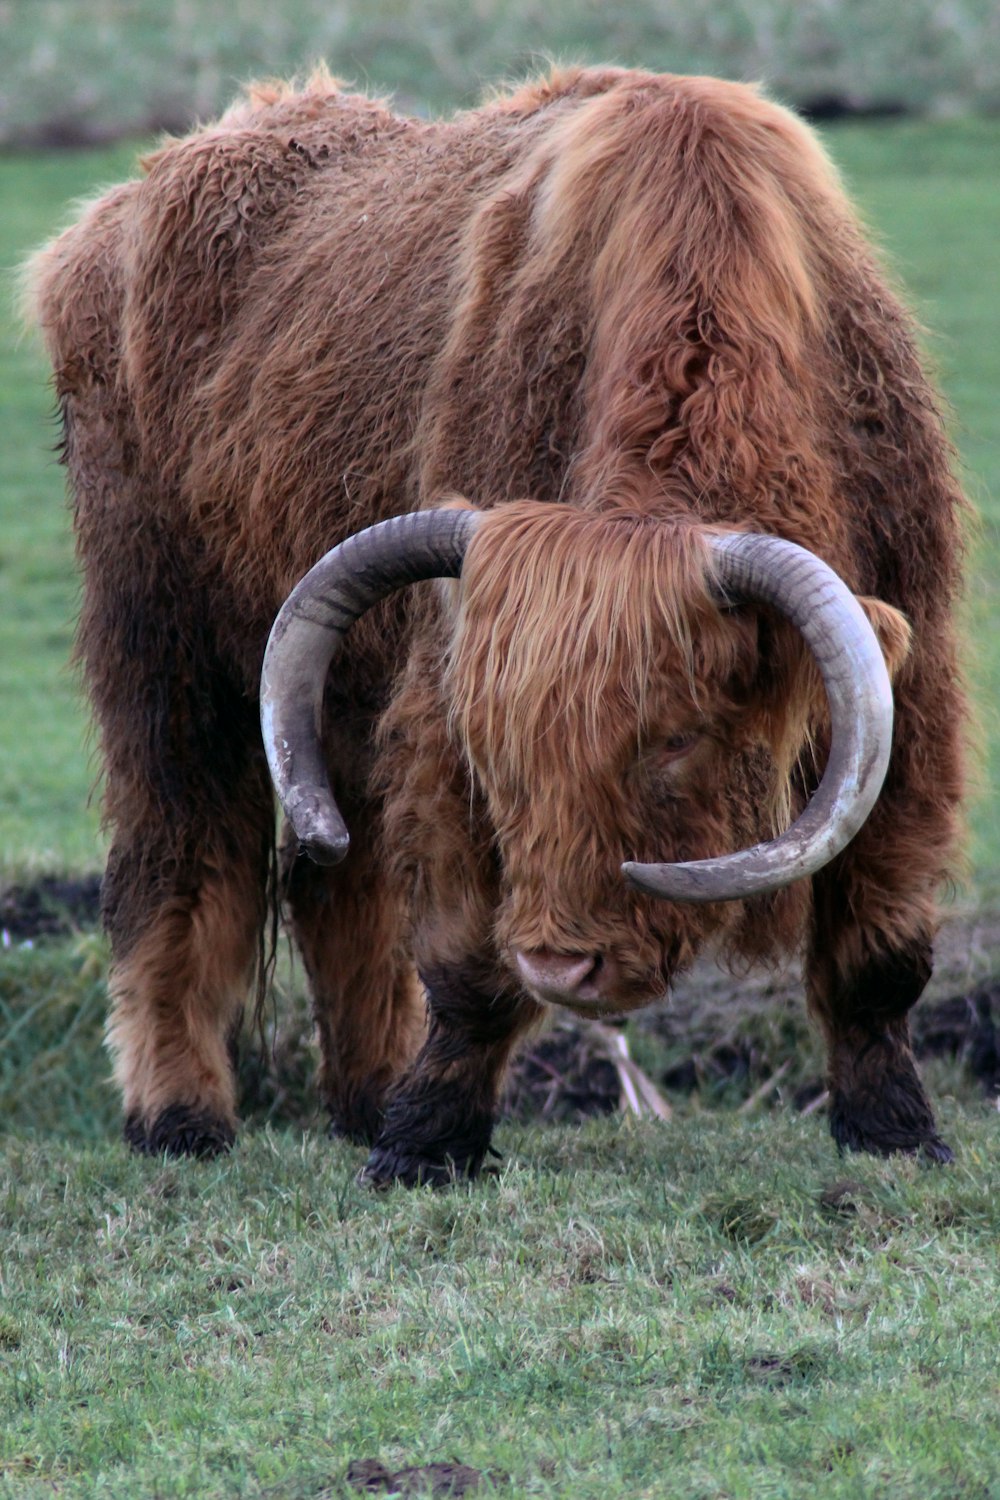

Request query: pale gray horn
[
  {"left": 260, "top": 508, "right": 482, "bottom": 864},
  {"left": 623, "top": 532, "right": 895, "bottom": 902}
]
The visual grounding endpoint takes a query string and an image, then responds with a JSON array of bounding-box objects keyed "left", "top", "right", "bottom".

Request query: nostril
[{"left": 515, "top": 948, "right": 602, "bottom": 996}]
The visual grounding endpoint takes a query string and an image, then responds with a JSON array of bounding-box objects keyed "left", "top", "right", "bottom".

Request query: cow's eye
[{"left": 657, "top": 732, "right": 699, "bottom": 761}]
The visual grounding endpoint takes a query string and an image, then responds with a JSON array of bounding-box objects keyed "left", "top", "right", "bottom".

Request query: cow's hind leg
[
  {"left": 282, "top": 821, "right": 428, "bottom": 1146},
  {"left": 807, "top": 870, "right": 951, "bottom": 1163},
  {"left": 90, "top": 581, "right": 275, "bottom": 1159},
  {"left": 105, "top": 763, "right": 274, "bottom": 1158},
  {"left": 360, "top": 963, "right": 541, "bottom": 1188}
]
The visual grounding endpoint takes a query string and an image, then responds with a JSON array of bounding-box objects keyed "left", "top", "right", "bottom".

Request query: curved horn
[
  {"left": 260, "top": 508, "right": 482, "bottom": 865},
  {"left": 623, "top": 532, "right": 895, "bottom": 902}
]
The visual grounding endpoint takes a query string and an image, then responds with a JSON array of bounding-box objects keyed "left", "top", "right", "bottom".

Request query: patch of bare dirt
[
  {"left": 0, "top": 874, "right": 102, "bottom": 942},
  {"left": 502, "top": 1020, "right": 622, "bottom": 1122},
  {"left": 343, "top": 1459, "right": 497, "bottom": 1495}
]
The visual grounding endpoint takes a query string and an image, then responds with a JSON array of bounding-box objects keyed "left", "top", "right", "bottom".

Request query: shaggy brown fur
[{"left": 26, "top": 65, "right": 967, "bottom": 1178}]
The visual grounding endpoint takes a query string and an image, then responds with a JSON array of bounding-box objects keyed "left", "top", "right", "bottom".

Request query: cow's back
[{"left": 28, "top": 64, "right": 965, "bottom": 680}]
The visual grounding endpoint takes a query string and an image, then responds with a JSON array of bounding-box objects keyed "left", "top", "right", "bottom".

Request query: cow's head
[{"left": 261, "top": 503, "right": 904, "bottom": 1015}]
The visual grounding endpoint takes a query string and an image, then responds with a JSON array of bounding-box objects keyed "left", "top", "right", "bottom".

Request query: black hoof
[
  {"left": 125, "top": 1104, "right": 236, "bottom": 1159},
  {"left": 919, "top": 1136, "right": 955, "bottom": 1165},
  {"left": 359, "top": 1133, "right": 496, "bottom": 1189},
  {"left": 829, "top": 1094, "right": 952, "bottom": 1163},
  {"left": 359, "top": 1144, "right": 464, "bottom": 1190}
]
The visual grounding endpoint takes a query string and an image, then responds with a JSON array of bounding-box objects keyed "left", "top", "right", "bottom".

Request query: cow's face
[{"left": 447, "top": 503, "right": 795, "bottom": 1015}]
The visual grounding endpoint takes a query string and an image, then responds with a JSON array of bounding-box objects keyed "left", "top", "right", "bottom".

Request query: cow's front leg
[
  {"left": 361, "top": 963, "right": 541, "bottom": 1188},
  {"left": 808, "top": 917, "right": 952, "bottom": 1163},
  {"left": 283, "top": 829, "right": 427, "bottom": 1147}
]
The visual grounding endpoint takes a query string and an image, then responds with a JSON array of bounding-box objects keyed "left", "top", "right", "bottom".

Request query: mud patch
[
  {"left": 0, "top": 874, "right": 102, "bottom": 943},
  {"left": 344, "top": 1459, "right": 496, "bottom": 1495},
  {"left": 502, "top": 1020, "right": 622, "bottom": 1122},
  {"left": 913, "top": 986, "right": 1000, "bottom": 1091}
]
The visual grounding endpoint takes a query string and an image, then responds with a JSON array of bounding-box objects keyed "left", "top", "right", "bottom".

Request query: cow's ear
[
  {"left": 856, "top": 597, "right": 912, "bottom": 682},
  {"left": 435, "top": 494, "right": 481, "bottom": 515},
  {"left": 745, "top": 595, "right": 911, "bottom": 789}
]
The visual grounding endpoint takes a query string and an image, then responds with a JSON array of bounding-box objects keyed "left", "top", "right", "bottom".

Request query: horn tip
[
  {"left": 621, "top": 861, "right": 662, "bottom": 895},
  {"left": 622, "top": 860, "right": 708, "bottom": 901},
  {"left": 302, "top": 833, "right": 351, "bottom": 866}
]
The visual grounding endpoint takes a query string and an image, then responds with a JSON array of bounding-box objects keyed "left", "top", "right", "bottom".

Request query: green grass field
[
  {"left": 1, "top": 143, "right": 139, "bottom": 875},
  {"left": 2, "top": 91, "right": 1000, "bottom": 1500},
  {"left": 4, "top": 1114, "right": 1000, "bottom": 1498}
]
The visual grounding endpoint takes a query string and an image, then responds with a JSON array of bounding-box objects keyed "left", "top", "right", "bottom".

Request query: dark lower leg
[
  {"left": 362, "top": 962, "right": 541, "bottom": 1188},
  {"left": 809, "top": 929, "right": 951, "bottom": 1162}
]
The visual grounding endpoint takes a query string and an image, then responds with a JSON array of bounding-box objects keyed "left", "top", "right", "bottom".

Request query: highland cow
[{"left": 27, "top": 65, "right": 966, "bottom": 1184}]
